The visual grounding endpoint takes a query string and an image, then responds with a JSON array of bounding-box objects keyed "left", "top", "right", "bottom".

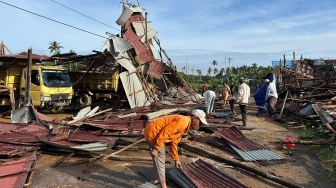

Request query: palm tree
[
  {"left": 48, "top": 41, "right": 63, "bottom": 55},
  {"left": 212, "top": 60, "right": 218, "bottom": 69},
  {"left": 207, "top": 67, "right": 212, "bottom": 76},
  {"left": 213, "top": 68, "right": 218, "bottom": 80},
  {"left": 196, "top": 69, "right": 202, "bottom": 81},
  {"left": 182, "top": 66, "right": 186, "bottom": 74},
  {"left": 69, "top": 49, "right": 76, "bottom": 54}
]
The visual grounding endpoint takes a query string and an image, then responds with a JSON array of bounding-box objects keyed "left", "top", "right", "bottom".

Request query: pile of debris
[{"left": 274, "top": 55, "right": 336, "bottom": 135}]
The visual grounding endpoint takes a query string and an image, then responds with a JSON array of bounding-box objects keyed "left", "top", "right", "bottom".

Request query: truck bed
[{"left": 69, "top": 71, "right": 119, "bottom": 92}]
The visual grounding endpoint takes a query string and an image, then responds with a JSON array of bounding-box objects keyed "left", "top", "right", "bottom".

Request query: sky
[{"left": 1, "top": 0, "right": 336, "bottom": 73}]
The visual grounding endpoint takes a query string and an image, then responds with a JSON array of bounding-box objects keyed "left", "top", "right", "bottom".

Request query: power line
[
  {"left": 0, "top": 1, "right": 108, "bottom": 39},
  {"left": 51, "top": 0, "right": 120, "bottom": 32}
]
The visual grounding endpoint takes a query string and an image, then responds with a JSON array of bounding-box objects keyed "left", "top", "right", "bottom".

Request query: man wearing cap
[
  {"left": 264, "top": 79, "right": 278, "bottom": 116},
  {"left": 235, "top": 77, "right": 250, "bottom": 126},
  {"left": 143, "top": 109, "right": 207, "bottom": 188},
  {"left": 203, "top": 88, "right": 216, "bottom": 114}
]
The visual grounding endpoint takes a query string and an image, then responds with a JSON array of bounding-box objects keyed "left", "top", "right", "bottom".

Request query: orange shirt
[{"left": 143, "top": 115, "right": 191, "bottom": 161}]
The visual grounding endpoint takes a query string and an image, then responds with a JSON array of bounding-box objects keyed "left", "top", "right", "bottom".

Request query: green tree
[
  {"left": 182, "top": 66, "right": 186, "bottom": 74},
  {"left": 196, "top": 69, "right": 202, "bottom": 81},
  {"left": 212, "top": 60, "right": 217, "bottom": 70},
  {"left": 48, "top": 41, "right": 63, "bottom": 55},
  {"left": 69, "top": 49, "right": 76, "bottom": 54},
  {"left": 207, "top": 67, "right": 212, "bottom": 76}
]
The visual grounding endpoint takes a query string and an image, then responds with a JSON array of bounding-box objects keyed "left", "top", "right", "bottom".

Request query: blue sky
[{"left": 1, "top": 0, "right": 336, "bottom": 72}]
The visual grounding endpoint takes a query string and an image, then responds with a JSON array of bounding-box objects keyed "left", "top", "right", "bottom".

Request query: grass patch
[
  {"left": 312, "top": 144, "right": 336, "bottom": 181},
  {"left": 298, "top": 126, "right": 336, "bottom": 181}
]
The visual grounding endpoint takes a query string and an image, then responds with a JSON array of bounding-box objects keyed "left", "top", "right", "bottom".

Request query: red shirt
[{"left": 202, "top": 84, "right": 207, "bottom": 91}]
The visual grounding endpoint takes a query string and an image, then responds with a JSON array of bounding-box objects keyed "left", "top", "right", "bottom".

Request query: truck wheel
[
  {"left": 51, "top": 106, "right": 65, "bottom": 113},
  {"left": 79, "top": 94, "right": 92, "bottom": 107}
]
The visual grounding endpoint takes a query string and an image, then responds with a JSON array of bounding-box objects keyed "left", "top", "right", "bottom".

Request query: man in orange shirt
[{"left": 143, "top": 109, "right": 208, "bottom": 188}]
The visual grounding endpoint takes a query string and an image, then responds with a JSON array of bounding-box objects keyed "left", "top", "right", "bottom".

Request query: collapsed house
[{"left": 271, "top": 56, "right": 336, "bottom": 134}]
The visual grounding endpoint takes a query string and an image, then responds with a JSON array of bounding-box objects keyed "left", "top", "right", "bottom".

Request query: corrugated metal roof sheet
[
  {"left": 0, "top": 151, "right": 37, "bottom": 188},
  {"left": 68, "top": 129, "right": 116, "bottom": 145},
  {"left": 120, "top": 71, "right": 152, "bottom": 108},
  {"left": 0, "top": 143, "right": 38, "bottom": 157},
  {"left": 229, "top": 143, "right": 285, "bottom": 161},
  {"left": 145, "top": 108, "right": 178, "bottom": 120},
  {"left": 123, "top": 28, "right": 154, "bottom": 64},
  {"left": 299, "top": 104, "right": 315, "bottom": 116},
  {"left": 0, "top": 52, "right": 51, "bottom": 61},
  {"left": 12, "top": 121, "right": 49, "bottom": 140},
  {"left": 106, "top": 36, "right": 133, "bottom": 53},
  {"left": 146, "top": 60, "right": 165, "bottom": 79},
  {"left": 181, "top": 159, "right": 248, "bottom": 188},
  {"left": 312, "top": 104, "right": 333, "bottom": 124},
  {"left": 217, "top": 126, "right": 267, "bottom": 151},
  {"left": 168, "top": 168, "right": 197, "bottom": 188},
  {"left": 85, "top": 120, "right": 146, "bottom": 131},
  {"left": 116, "top": 6, "right": 133, "bottom": 26},
  {"left": 11, "top": 105, "right": 37, "bottom": 123}
]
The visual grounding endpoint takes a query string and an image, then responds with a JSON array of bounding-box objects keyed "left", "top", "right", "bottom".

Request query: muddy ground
[{"left": 1, "top": 103, "right": 336, "bottom": 188}]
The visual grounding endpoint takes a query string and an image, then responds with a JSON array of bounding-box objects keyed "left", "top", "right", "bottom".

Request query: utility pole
[{"left": 228, "top": 58, "right": 233, "bottom": 74}]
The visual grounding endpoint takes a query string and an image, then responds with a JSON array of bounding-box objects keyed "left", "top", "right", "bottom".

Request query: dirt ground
[{"left": 2, "top": 103, "right": 336, "bottom": 188}]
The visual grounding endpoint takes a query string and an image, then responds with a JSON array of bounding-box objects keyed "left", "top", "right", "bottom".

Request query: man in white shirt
[
  {"left": 203, "top": 89, "right": 216, "bottom": 114},
  {"left": 264, "top": 79, "right": 278, "bottom": 116},
  {"left": 235, "top": 77, "right": 250, "bottom": 126}
]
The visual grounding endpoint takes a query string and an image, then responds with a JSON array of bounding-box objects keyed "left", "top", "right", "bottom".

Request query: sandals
[{"left": 151, "top": 180, "right": 160, "bottom": 185}]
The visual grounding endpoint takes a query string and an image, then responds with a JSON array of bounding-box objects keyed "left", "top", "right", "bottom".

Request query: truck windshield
[{"left": 42, "top": 69, "right": 72, "bottom": 87}]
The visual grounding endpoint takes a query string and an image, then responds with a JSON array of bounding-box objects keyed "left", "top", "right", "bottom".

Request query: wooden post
[
  {"left": 278, "top": 90, "right": 289, "bottom": 118},
  {"left": 25, "top": 48, "right": 32, "bottom": 105}
]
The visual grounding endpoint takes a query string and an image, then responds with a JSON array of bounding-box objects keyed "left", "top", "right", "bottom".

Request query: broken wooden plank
[{"left": 51, "top": 152, "right": 75, "bottom": 168}]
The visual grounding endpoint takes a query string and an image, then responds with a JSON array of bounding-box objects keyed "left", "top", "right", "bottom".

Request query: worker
[
  {"left": 222, "top": 82, "right": 231, "bottom": 106},
  {"left": 143, "top": 109, "right": 208, "bottom": 188},
  {"left": 264, "top": 79, "right": 278, "bottom": 116},
  {"left": 235, "top": 77, "right": 250, "bottom": 127},
  {"left": 203, "top": 89, "right": 216, "bottom": 114},
  {"left": 202, "top": 83, "right": 207, "bottom": 95}
]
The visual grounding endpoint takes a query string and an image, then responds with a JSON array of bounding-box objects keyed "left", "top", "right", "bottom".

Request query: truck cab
[{"left": 20, "top": 65, "right": 73, "bottom": 112}]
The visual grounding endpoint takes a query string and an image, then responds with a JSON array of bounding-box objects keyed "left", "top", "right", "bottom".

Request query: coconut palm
[
  {"left": 212, "top": 60, "right": 218, "bottom": 70},
  {"left": 207, "top": 67, "right": 212, "bottom": 76},
  {"left": 69, "top": 50, "right": 76, "bottom": 54},
  {"left": 48, "top": 41, "right": 63, "bottom": 55},
  {"left": 196, "top": 69, "right": 202, "bottom": 81},
  {"left": 182, "top": 66, "right": 186, "bottom": 74}
]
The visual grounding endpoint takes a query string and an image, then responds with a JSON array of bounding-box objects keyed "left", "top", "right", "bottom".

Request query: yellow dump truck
[
  {"left": 68, "top": 67, "right": 120, "bottom": 107},
  {"left": 0, "top": 65, "right": 73, "bottom": 113}
]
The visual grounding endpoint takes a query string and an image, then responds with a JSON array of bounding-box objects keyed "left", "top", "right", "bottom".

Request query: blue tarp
[{"left": 253, "top": 74, "right": 274, "bottom": 114}]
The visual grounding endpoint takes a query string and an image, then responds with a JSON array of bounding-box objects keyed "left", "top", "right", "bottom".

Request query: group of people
[
  {"left": 202, "top": 78, "right": 250, "bottom": 126},
  {"left": 144, "top": 77, "right": 277, "bottom": 188}
]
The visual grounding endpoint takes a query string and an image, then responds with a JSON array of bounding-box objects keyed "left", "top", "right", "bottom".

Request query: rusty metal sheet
[
  {"left": 123, "top": 27, "right": 154, "bottom": 65},
  {"left": 0, "top": 52, "right": 51, "bottom": 62},
  {"left": 84, "top": 121, "right": 145, "bottom": 131},
  {"left": 181, "top": 159, "right": 248, "bottom": 188},
  {"left": 217, "top": 126, "right": 267, "bottom": 151},
  {"left": 0, "top": 131, "right": 40, "bottom": 145},
  {"left": 0, "top": 151, "right": 37, "bottom": 188},
  {"left": 11, "top": 121, "right": 49, "bottom": 140},
  {"left": 31, "top": 105, "right": 55, "bottom": 122},
  {"left": 146, "top": 60, "right": 165, "bottom": 79},
  {"left": 0, "top": 143, "right": 38, "bottom": 156},
  {"left": 68, "top": 129, "right": 117, "bottom": 145}
]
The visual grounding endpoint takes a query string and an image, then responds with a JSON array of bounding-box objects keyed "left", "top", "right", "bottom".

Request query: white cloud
[{"left": 1, "top": 0, "right": 335, "bottom": 72}]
